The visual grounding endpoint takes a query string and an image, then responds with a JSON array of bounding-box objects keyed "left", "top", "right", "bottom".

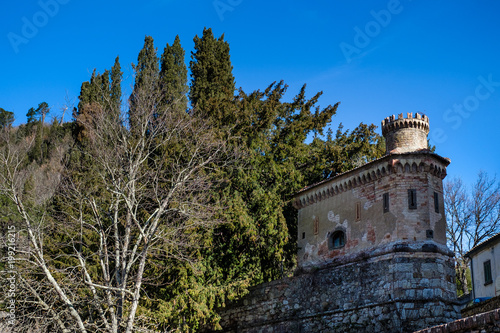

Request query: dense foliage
[{"left": 0, "top": 29, "right": 384, "bottom": 332}]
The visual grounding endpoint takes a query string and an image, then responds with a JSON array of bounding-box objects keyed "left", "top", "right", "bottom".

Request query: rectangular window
[
  {"left": 434, "top": 192, "right": 440, "bottom": 213},
  {"left": 383, "top": 193, "right": 389, "bottom": 213},
  {"left": 355, "top": 202, "right": 361, "bottom": 221},
  {"left": 302, "top": 232, "right": 305, "bottom": 239},
  {"left": 314, "top": 217, "right": 319, "bottom": 235},
  {"left": 484, "top": 260, "right": 493, "bottom": 285},
  {"left": 408, "top": 189, "right": 417, "bottom": 209}
]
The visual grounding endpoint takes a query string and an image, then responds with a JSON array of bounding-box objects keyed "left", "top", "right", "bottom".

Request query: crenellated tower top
[{"left": 381, "top": 112, "right": 430, "bottom": 154}]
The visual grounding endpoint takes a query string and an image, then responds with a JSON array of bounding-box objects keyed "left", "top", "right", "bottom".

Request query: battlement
[
  {"left": 382, "top": 113, "right": 430, "bottom": 154},
  {"left": 381, "top": 112, "right": 430, "bottom": 136}
]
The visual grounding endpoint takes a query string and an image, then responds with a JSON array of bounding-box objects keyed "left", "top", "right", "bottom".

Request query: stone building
[
  {"left": 295, "top": 112, "right": 448, "bottom": 268},
  {"left": 211, "top": 113, "right": 460, "bottom": 333}
]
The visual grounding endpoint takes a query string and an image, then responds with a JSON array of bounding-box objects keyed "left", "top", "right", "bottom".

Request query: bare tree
[
  {"left": 445, "top": 171, "right": 500, "bottom": 295},
  {"left": 59, "top": 91, "right": 74, "bottom": 125},
  {"left": 0, "top": 79, "right": 228, "bottom": 332}
]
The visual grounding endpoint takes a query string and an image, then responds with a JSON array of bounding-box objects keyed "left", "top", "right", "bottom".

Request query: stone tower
[
  {"left": 382, "top": 113, "right": 430, "bottom": 154},
  {"left": 210, "top": 113, "right": 460, "bottom": 333}
]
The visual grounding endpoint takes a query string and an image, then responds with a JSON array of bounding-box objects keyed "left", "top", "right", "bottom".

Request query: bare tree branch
[{"left": 445, "top": 172, "right": 500, "bottom": 295}]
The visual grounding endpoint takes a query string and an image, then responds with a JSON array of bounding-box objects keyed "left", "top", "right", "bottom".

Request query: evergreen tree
[
  {"left": 110, "top": 56, "right": 123, "bottom": 116},
  {"left": 36, "top": 102, "right": 49, "bottom": 127},
  {"left": 77, "top": 69, "right": 98, "bottom": 115},
  {"left": 0, "top": 107, "right": 14, "bottom": 128},
  {"left": 75, "top": 58, "right": 121, "bottom": 141},
  {"left": 26, "top": 107, "right": 37, "bottom": 124},
  {"left": 207, "top": 82, "right": 341, "bottom": 284},
  {"left": 98, "top": 69, "right": 110, "bottom": 105},
  {"left": 189, "top": 28, "right": 235, "bottom": 126},
  {"left": 130, "top": 36, "right": 159, "bottom": 129},
  {"left": 160, "top": 35, "right": 188, "bottom": 114},
  {"left": 33, "top": 102, "right": 49, "bottom": 163},
  {"left": 307, "top": 122, "right": 385, "bottom": 184}
]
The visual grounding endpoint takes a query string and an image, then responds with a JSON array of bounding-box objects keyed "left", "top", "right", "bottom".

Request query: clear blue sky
[{"left": 1, "top": 0, "right": 499, "bottom": 187}]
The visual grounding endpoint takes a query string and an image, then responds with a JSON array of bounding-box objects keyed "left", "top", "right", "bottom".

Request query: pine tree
[
  {"left": 36, "top": 101, "right": 49, "bottom": 127},
  {"left": 0, "top": 107, "right": 14, "bottom": 129},
  {"left": 159, "top": 35, "right": 188, "bottom": 114},
  {"left": 26, "top": 107, "right": 37, "bottom": 124},
  {"left": 189, "top": 28, "right": 235, "bottom": 126}
]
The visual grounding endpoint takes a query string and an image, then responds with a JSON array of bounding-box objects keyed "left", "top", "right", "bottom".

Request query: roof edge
[
  {"left": 295, "top": 151, "right": 450, "bottom": 197},
  {"left": 465, "top": 232, "right": 500, "bottom": 258}
]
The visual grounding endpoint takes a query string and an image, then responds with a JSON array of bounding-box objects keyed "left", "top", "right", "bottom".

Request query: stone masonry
[
  {"left": 209, "top": 113, "right": 460, "bottom": 332},
  {"left": 214, "top": 243, "right": 459, "bottom": 333}
]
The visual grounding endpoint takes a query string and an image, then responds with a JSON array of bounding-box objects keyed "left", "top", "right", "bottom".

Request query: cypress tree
[
  {"left": 110, "top": 56, "right": 122, "bottom": 117},
  {"left": 189, "top": 28, "right": 235, "bottom": 126},
  {"left": 76, "top": 67, "right": 117, "bottom": 140},
  {"left": 159, "top": 35, "right": 188, "bottom": 114},
  {"left": 130, "top": 36, "right": 159, "bottom": 128},
  {"left": 77, "top": 69, "right": 97, "bottom": 116},
  {"left": 98, "top": 70, "right": 110, "bottom": 105}
]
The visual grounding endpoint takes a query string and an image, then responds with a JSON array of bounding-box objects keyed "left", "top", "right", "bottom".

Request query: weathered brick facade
[{"left": 209, "top": 113, "right": 460, "bottom": 333}]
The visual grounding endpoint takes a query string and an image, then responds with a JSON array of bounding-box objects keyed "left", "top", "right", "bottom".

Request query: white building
[{"left": 466, "top": 233, "right": 500, "bottom": 299}]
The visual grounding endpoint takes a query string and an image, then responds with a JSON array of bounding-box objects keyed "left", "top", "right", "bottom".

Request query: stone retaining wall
[
  {"left": 208, "top": 243, "right": 460, "bottom": 333},
  {"left": 414, "top": 308, "right": 500, "bottom": 333},
  {"left": 461, "top": 294, "right": 500, "bottom": 317}
]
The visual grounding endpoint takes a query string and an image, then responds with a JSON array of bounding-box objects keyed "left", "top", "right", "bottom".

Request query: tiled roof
[{"left": 465, "top": 232, "right": 500, "bottom": 258}]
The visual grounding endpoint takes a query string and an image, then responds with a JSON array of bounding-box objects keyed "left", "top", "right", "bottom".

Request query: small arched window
[{"left": 329, "top": 230, "right": 345, "bottom": 250}]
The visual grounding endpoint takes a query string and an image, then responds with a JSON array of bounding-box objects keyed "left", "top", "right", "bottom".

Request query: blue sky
[{"left": 1, "top": 0, "right": 499, "bottom": 187}]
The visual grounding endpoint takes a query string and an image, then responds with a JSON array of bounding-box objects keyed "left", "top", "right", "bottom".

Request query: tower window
[
  {"left": 484, "top": 260, "right": 493, "bottom": 285},
  {"left": 313, "top": 216, "right": 319, "bottom": 235},
  {"left": 302, "top": 232, "right": 305, "bottom": 239},
  {"left": 434, "top": 192, "right": 440, "bottom": 213},
  {"left": 355, "top": 202, "right": 361, "bottom": 221},
  {"left": 426, "top": 229, "right": 434, "bottom": 239},
  {"left": 383, "top": 193, "right": 390, "bottom": 213},
  {"left": 408, "top": 189, "right": 417, "bottom": 209},
  {"left": 329, "top": 230, "right": 346, "bottom": 250}
]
